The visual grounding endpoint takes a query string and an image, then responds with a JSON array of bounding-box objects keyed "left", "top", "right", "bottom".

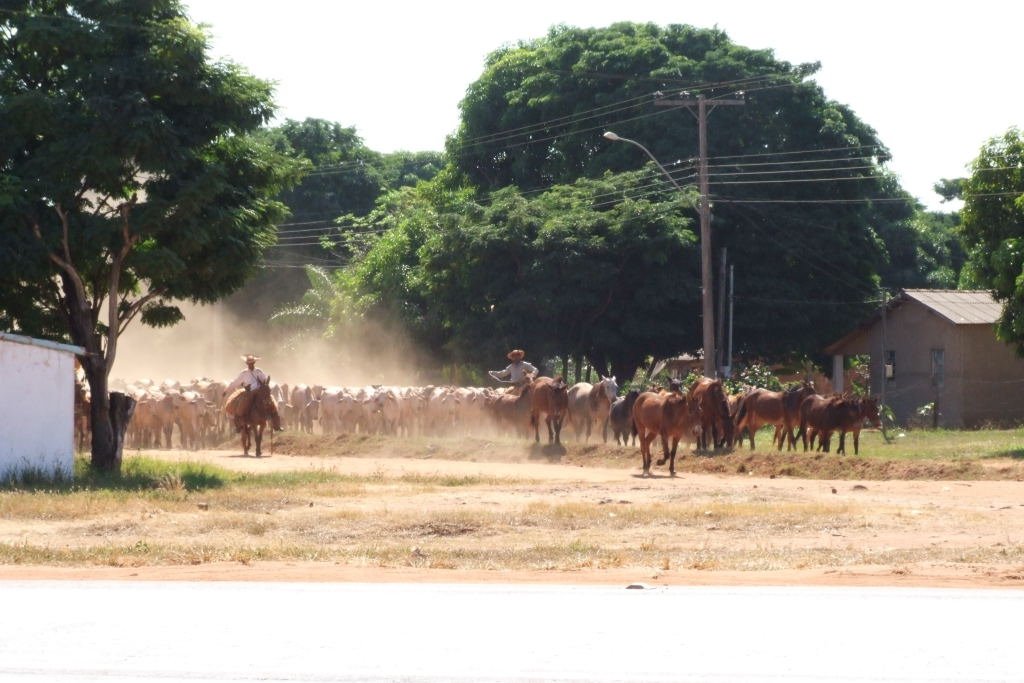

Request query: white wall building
[{"left": 0, "top": 332, "right": 84, "bottom": 480}]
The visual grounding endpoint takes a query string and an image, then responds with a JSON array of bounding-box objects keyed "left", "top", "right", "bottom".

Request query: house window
[
  {"left": 885, "top": 350, "right": 895, "bottom": 381},
  {"left": 931, "top": 348, "right": 945, "bottom": 388}
]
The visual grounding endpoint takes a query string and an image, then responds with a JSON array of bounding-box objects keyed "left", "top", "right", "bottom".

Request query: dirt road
[{"left": 3, "top": 444, "right": 1024, "bottom": 588}]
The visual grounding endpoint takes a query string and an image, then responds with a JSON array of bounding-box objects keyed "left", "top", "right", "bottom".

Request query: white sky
[{"left": 184, "top": 0, "right": 1021, "bottom": 212}]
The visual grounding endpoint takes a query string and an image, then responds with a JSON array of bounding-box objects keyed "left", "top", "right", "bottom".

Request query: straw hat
[
  {"left": 241, "top": 354, "right": 260, "bottom": 364},
  {"left": 506, "top": 349, "right": 525, "bottom": 361}
]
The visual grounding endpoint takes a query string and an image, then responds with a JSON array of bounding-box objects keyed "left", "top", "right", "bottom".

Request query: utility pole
[
  {"left": 726, "top": 264, "right": 734, "bottom": 378},
  {"left": 716, "top": 247, "right": 728, "bottom": 375},
  {"left": 656, "top": 92, "right": 744, "bottom": 377},
  {"left": 879, "top": 288, "right": 888, "bottom": 408}
]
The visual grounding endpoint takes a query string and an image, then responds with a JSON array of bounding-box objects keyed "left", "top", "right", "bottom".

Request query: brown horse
[
  {"left": 733, "top": 382, "right": 816, "bottom": 450},
  {"left": 796, "top": 394, "right": 880, "bottom": 455},
  {"left": 631, "top": 389, "right": 702, "bottom": 476},
  {"left": 688, "top": 377, "right": 734, "bottom": 451},
  {"left": 237, "top": 378, "right": 282, "bottom": 457},
  {"left": 485, "top": 384, "right": 534, "bottom": 437},
  {"left": 73, "top": 379, "right": 90, "bottom": 452},
  {"left": 529, "top": 376, "right": 569, "bottom": 444}
]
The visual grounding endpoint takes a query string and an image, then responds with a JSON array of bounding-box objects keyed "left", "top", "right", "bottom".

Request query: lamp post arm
[{"left": 607, "top": 135, "right": 683, "bottom": 192}]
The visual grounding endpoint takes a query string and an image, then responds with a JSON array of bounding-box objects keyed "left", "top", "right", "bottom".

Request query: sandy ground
[{"left": 3, "top": 447, "right": 1024, "bottom": 588}]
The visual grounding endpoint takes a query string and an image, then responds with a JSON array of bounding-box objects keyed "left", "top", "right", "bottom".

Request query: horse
[
  {"left": 733, "top": 381, "right": 816, "bottom": 450},
  {"left": 236, "top": 377, "right": 282, "bottom": 457},
  {"left": 835, "top": 396, "right": 880, "bottom": 454},
  {"left": 688, "top": 376, "right": 734, "bottom": 451},
  {"left": 631, "top": 389, "right": 702, "bottom": 477},
  {"left": 529, "top": 376, "right": 569, "bottom": 444},
  {"left": 485, "top": 384, "right": 534, "bottom": 437},
  {"left": 566, "top": 376, "right": 619, "bottom": 442},
  {"left": 73, "top": 379, "right": 91, "bottom": 452},
  {"left": 606, "top": 389, "right": 640, "bottom": 446},
  {"left": 795, "top": 394, "right": 880, "bottom": 455}
]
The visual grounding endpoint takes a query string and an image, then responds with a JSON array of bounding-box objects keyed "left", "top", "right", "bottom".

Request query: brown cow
[
  {"left": 631, "top": 389, "right": 702, "bottom": 477},
  {"left": 529, "top": 376, "right": 569, "bottom": 444},
  {"left": 733, "top": 382, "right": 816, "bottom": 450}
]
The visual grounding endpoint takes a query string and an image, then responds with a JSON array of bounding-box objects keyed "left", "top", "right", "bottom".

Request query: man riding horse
[
  {"left": 224, "top": 354, "right": 283, "bottom": 433},
  {"left": 488, "top": 349, "right": 538, "bottom": 394}
]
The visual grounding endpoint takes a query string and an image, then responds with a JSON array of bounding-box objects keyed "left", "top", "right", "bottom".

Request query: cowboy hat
[
  {"left": 241, "top": 354, "right": 260, "bottom": 364},
  {"left": 506, "top": 349, "right": 525, "bottom": 361}
]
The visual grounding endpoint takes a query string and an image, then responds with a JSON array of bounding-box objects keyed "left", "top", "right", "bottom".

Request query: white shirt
[
  {"left": 226, "top": 367, "right": 269, "bottom": 393},
  {"left": 489, "top": 360, "right": 538, "bottom": 384}
]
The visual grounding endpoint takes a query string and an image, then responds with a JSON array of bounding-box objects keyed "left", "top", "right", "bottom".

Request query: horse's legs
[
  {"left": 640, "top": 432, "right": 654, "bottom": 476},
  {"left": 254, "top": 424, "right": 263, "bottom": 457},
  {"left": 240, "top": 427, "right": 250, "bottom": 456},
  {"left": 531, "top": 413, "right": 540, "bottom": 443},
  {"left": 655, "top": 430, "right": 669, "bottom": 466},
  {"left": 668, "top": 437, "right": 680, "bottom": 476},
  {"left": 773, "top": 425, "right": 785, "bottom": 450}
]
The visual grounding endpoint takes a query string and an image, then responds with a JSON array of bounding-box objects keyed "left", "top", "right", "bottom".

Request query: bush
[{"left": 725, "top": 361, "right": 781, "bottom": 393}]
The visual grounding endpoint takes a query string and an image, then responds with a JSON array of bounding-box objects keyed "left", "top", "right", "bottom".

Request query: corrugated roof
[
  {"left": 902, "top": 289, "right": 1002, "bottom": 325},
  {"left": 0, "top": 332, "right": 85, "bottom": 356},
  {"left": 823, "top": 289, "right": 1002, "bottom": 355}
]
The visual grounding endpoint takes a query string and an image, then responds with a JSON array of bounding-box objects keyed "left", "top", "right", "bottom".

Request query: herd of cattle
[{"left": 74, "top": 373, "right": 881, "bottom": 474}]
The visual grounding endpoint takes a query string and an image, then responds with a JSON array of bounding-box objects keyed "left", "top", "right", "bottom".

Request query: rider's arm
[
  {"left": 522, "top": 361, "right": 538, "bottom": 376},
  {"left": 489, "top": 365, "right": 512, "bottom": 381},
  {"left": 225, "top": 373, "right": 245, "bottom": 394}
]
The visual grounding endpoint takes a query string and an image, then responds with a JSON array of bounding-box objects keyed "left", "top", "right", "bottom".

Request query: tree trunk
[
  {"left": 57, "top": 269, "right": 117, "bottom": 471},
  {"left": 109, "top": 392, "right": 136, "bottom": 469},
  {"left": 85, "top": 367, "right": 118, "bottom": 471},
  {"left": 610, "top": 358, "right": 637, "bottom": 390}
]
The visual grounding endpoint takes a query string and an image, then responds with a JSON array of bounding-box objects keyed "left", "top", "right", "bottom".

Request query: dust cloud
[{"left": 113, "top": 302, "right": 428, "bottom": 388}]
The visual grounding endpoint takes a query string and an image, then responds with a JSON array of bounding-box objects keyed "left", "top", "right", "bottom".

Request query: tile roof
[{"left": 901, "top": 289, "right": 1002, "bottom": 325}]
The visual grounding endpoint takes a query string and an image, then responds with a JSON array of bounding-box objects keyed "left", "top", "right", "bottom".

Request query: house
[
  {"left": 824, "top": 289, "right": 1024, "bottom": 428},
  {"left": 0, "top": 332, "right": 85, "bottom": 480}
]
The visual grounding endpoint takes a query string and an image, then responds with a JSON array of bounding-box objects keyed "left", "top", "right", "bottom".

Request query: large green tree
[
  {"left": 0, "top": 1, "right": 304, "bottom": 470},
  {"left": 233, "top": 120, "right": 445, "bottom": 323},
  {"left": 959, "top": 127, "right": 1024, "bottom": 351},
  {"left": 337, "top": 168, "right": 700, "bottom": 382},
  {"left": 234, "top": 118, "right": 386, "bottom": 321},
  {"left": 447, "top": 22, "right": 918, "bottom": 360}
]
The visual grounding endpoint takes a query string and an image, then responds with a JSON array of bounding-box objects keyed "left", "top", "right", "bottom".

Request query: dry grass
[{"left": 3, "top": 429, "right": 1024, "bottom": 581}]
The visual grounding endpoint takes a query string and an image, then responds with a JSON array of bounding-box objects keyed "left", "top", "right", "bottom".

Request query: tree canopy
[
  {"left": 436, "top": 23, "right": 920, "bottom": 364},
  {"left": 959, "top": 127, "right": 1024, "bottom": 352},
  {"left": 333, "top": 166, "right": 701, "bottom": 382},
  {"left": 226, "top": 119, "right": 445, "bottom": 322},
  {"left": 0, "top": 0, "right": 304, "bottom": 469}
]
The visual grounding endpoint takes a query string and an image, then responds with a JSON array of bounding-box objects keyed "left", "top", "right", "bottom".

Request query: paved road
[{"left": 1, "top": 581, "right": 1020, "bottom": 682}]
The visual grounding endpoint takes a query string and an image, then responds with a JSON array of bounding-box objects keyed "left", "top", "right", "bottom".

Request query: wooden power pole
[{"left": 656, "top": 93, "right": 744, "bottom": 377}]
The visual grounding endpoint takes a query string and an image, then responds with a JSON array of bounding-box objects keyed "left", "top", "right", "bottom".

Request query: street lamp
[{"left": 603, "top": 130, "right": 716, "bottom": 377}]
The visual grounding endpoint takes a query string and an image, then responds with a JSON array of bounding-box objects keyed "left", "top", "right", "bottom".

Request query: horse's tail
[{"left": 734, "top": 394, "right": 749, "bottom": 430}]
